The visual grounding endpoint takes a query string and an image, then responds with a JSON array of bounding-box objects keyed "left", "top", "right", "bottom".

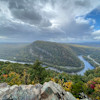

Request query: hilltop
[{"left": 14, "top": 41, "right": 82, "bottom": 70}]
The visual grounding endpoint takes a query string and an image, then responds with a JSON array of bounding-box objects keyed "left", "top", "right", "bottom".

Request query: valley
[
  {"left": 0, "top": 41, "right": 99, "bottom": 74},
  {"left": 0, "top": 41, "right": 100, "bottom": 100},
  {"left": 0, "top": 1, "right": 100, "bottom": 99},
  {"left": 0, "top": 55, "right": 95, "bottom": 75}
]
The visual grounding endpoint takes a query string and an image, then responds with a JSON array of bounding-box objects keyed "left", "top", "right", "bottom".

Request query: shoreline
[{"left": 0, "top": 55, "right": 95, "bottom": 75}]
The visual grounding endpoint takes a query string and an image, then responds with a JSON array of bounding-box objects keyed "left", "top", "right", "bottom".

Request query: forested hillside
[
  {"left": 0, "top": 41, "right": 100, "bottom": 71},
  {"left": 15, "top": 41, "right": 82, "bottom": 68},
  {"left": 63, "top": 43, "right": 100, "bottom": 65},
  {"left": 91, "top": 52, "right": 100, "bottom": 63}
]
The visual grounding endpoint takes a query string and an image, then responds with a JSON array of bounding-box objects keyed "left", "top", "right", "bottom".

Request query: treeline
[
  {"left": 0, "top": 60, "right": 53, "bottom": 84},
  {"left": 44, "top": 61, "right": 84, "bottom": 73}
]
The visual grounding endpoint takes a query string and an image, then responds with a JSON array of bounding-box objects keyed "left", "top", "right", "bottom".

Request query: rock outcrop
[{"left": 0, "top": 81, "right": 88, "bottom": 100}]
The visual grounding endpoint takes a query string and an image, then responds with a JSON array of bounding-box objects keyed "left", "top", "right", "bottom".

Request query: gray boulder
[
  {"left": 41, "top": 81, "right": 76, "bottom": 100},
  {"left": 0, "top": 81, "right": 78, "bottom": 100},
  {"left": 0, "top": 84, "right": 42, "bottom": 100}
]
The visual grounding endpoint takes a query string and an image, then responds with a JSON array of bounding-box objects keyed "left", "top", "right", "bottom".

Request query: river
[
  {"left": 0, "top": 55, "right": 95, "bottom": 75},
  {"left": 0, "top": 58, "right": 63, "bottom": 73},
  {"left": 0, "top": 59, "right": 32, "bottom": 64},
  {"left": 77, "top": 55, "right": 94, "bottom": 75}
]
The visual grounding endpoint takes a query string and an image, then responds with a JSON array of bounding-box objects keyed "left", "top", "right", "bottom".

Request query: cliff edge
[{"left": 0, "top": 81, "right": 89, "bottom": 100}]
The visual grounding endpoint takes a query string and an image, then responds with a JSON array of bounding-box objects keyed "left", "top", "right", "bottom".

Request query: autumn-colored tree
[
  {"left": 86, "top": 77, "right": 100, "bottom": 99},
  {"left": 7, "top": 72, "right": 21, "bottom": 85},
  {"left": 22, "top": 69, "right": 30, "bottom": 85},
  {"left": 51, "top": 78, "right": 72, "bottom": 92}
]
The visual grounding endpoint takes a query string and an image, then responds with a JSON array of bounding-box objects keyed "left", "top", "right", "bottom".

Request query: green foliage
[
  {"left": 71, "top": 81, "right": 86, "bottom": 98},
  {"left": 7, "top": 72, "right": 21, "bottom": 85},
  {"left": 21, "top": 69, "right": 31, "bottom": 84},
  {"left": 0, "top": 60, "right": 51, "bottom": 85},
  {"left": 50, "top": 67, "right": 100, "bottom": 99},
  {"left": 29, "top": 60, "right": 48, "bottom": 84},
  {"left": 86, "top": 77, "right": 100, "bottom": 99}
]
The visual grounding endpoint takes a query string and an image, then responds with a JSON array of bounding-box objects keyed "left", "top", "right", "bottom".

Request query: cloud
[
  {"left": 92, "top": 30, "right": 100, "bottom": 40},
  {"left": 0, "top": 36, "right": 7, "bottom": 39},
  {"left": 8, "top": 0, "right": 52, "bottom": 27},
  {"left": 92, "top": 30, "right": 100, "bottom": 35},
  {"left": 0, "top": 0, "right": 100, "bottom": 42},
  {"left": 94, "top": 36, "right": 100, "bottom": 40}
]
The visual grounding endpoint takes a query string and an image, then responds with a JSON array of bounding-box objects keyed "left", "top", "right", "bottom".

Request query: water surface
[{"left": 77, "top": 55, "right": 94, "bottom": 75}]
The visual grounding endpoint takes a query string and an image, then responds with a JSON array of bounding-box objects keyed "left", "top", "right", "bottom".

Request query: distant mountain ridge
[{"left": 75, "top": 42, "right": 100, "bottom": 47}]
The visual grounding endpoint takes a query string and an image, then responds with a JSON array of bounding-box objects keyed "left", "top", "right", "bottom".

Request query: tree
[
  {"left": 71, "top": 81, "right": 86, "bottom": 98},
  {"left": 29, "top": 60, "right": 48, "bottom": 84},
  {"left": 7, "top": 72, "right": 21, "bottom": 85},
  {"left": 22, "top": 69, "right": 30, "bottom": 85}
]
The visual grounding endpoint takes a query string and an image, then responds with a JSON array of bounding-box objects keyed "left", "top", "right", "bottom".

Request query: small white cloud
[
  {"left": 75, "top": 17, "right": 89, "bottom": 24},
  {"left": 92, "top": 30, "right": 100, "bottom": 40},
  {"left": 75, "top": 17, "right": 96, "bottom": 25},
  {"left": 92, "top": 30, "right": 100, "bottom": 35},
  {"left": 92, "top": 19, "right": 96, "bottom": 24},
  {"left": 94, "top": 36, "right": 100, "bottom": 40},
  {"left": 0, "top": 36, "right": 7, "bottom": 39},
  {"left": 90, "top": 25, "right": 94, "bottom": 29}
]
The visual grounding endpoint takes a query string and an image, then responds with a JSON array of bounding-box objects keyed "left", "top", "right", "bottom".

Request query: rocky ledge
[{"left": 0, "top": 81, "right": 89, "bottom": 100}]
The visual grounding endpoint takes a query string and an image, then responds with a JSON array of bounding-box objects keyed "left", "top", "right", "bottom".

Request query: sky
[{"left": 0, "top": 0, "right": 100, "bottom": 43}]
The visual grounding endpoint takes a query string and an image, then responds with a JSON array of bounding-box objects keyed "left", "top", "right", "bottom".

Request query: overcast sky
[{"left": 0, "top": 0, "right": 100, "bottom": 43}]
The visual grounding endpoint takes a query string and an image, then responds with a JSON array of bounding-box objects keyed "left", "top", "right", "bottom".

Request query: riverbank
[
  {"left": 44, "top": 61, "right": 84, "bottom": 73},
  {"left": 77, "top": 55, "right": 94, "bottom": 75},
  {"left": 83, "top": 56, "right": 99, "bottom": 68},
  {"left": 0, "top": 55, "right": 94, "bottom": 75},
  {"left": 87, "top": 55, "right": 100, "bottom": 66}
]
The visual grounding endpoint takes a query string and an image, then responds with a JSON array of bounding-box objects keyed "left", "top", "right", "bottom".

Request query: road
[{"left": 87, "top": 55, "right": 100, "bottom": 66}]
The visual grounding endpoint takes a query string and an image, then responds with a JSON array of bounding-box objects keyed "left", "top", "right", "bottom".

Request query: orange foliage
[{"left": 3, "top": 74, "right": 8, "bottom": 78}]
